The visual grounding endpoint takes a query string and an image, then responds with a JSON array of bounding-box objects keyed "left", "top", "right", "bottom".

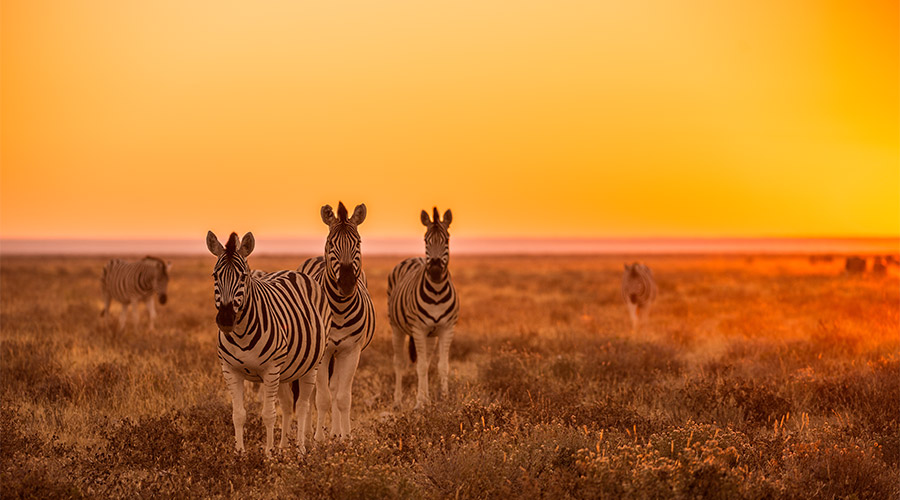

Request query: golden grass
[{"left": 1, "top": 254, "right": 898, "bottom": 498}]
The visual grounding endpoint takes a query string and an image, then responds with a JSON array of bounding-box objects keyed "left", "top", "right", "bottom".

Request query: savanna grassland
[{"left": 1, "top": 254, "right": 898, "bottom": 499}]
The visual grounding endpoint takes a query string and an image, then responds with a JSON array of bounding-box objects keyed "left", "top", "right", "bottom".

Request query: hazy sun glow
[{"left": 2, "top": 1, "right": 897, "bottom": 240}]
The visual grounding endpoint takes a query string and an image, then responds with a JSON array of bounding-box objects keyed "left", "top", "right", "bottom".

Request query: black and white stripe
[
  {"left": 297, "top": 202, "right": 375, "bottom": 439},
  {"left": 621, "top": 262, "right": 658, "bottom": 331},
  {"left": 388, "top": 207, "right": 459, "bottom": 409},
  {"left": 207, "top": 231, "right": 329, "bottom": 453},
  {"left": 100, "top": 256, "right": 171, "bottom": 331}
]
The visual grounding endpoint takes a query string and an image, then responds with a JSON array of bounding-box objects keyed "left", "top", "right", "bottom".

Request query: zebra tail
[{"left": 408, "top": 337, "right": 417, "bottom": 363}]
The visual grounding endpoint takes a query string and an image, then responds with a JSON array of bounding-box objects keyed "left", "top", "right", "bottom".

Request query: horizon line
[{"left": 1, "top": 236, "right": 896, "bottom": 257}]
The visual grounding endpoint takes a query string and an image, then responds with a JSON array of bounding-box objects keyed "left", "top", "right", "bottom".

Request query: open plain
[{"left": 2, "top": 254, "right": 898, "bottom": 499}]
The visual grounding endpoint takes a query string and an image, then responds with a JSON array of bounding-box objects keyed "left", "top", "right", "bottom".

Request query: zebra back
[{"left": 101, "top": 257, "right": 170, "bottom": 304}]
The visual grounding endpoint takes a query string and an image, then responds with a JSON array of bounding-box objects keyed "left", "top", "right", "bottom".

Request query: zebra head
[
  {"left": 206, "top": 231, "right": 255, "bottom": 334},
  {"left": 143, "top": 256, "right": 172, "bottom": 305},
  {"left": 624, "top": 262, "right": 650, "bottom": 277},
  {"left": 321, "top": 202, "right": 366, "bottom": 297},
  {"left": 421, "top": 207, "right": 452, "bottom": 282}
]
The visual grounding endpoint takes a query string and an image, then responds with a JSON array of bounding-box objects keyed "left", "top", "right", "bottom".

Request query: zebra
[
  {"left": 621, "top": 262, "right": 658, "bottom": 332},
  {"left": 100, "top": 256, "right": 172, "bottom": 331},
  {"left": 206, "top": 231, "right": 330, "bottom": 454},
  {"left": 297, "top": 202, "right": 375, "bottom": 440},
  {"left": 388, "top": 207, "right": 459, "bottom": 409}
]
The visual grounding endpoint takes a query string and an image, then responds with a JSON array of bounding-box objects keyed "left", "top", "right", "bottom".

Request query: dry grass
[{"left": 1, "top": 254, "right": 898, "bottom": 499}]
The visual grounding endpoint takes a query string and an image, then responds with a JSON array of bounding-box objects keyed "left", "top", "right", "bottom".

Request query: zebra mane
[
  {"left": 225, "top": 232, "right": 239, "bottom": 254},
  {"left": 142, "top": 256, "right": 169, "bottom": 276}
]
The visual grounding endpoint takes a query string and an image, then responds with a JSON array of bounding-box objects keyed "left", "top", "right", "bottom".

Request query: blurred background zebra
[
  {"left": 100, "top": 256, "right": 171, "bottom": 331},
  {"left": 388, "top": 207, "right": 459, "bottom": 409},
  {"left": 207, "top": 231, "right": 329, "bottom": 454},
  {"left": 621, "top": 262, "right": 658, "bottom": 332},
  {"left": 298, "top": 202, "right": 375, "bottom": 440}
]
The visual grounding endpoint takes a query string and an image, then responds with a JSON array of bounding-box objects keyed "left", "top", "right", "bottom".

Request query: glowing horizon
[{"left": 2, "top": 1, "right": 897, "bottom": 240}]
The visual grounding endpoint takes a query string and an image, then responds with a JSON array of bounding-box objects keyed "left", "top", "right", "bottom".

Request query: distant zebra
[
  {"left": 206, "top": 231, "right": 329, "bottom": 454},
  {"left": 622, "top": 262, "right": 657, "bottom": 331},
  {"left": 388, "top": 208, "right": 459, "bottom": 409},
  {"left": 297, "top": 202, "right": 375, "bottom": 440},
  {"left": 100, "top": 256, "right": 172, "bottom": 331},
  {"left": 845, "top": 256, "right": 866, "bottom": 274}
]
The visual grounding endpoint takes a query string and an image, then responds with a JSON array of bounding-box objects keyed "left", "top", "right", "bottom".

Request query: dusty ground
[{"left": 1, "top": 254, "right": 898, "bottom": 499}]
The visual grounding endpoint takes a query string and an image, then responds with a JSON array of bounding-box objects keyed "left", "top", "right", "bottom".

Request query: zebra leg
[
  {"left": 425, "top": 337, "right": 438, "bottom": 395},
  {"left": 294, "top": 370, "right": 316, "bottom": 452},
  {"left": 101, "top": 293, "right": 111, "bottom": 318},
  {"left": 260, "top": 368, "right": 280, "bottom": 455},
  {"left": 425, "top": 337, "right": 438, "bottom": 368},
  {"left": 436, "top": 328, "right": 455, "bottom": 398},
  {"left": 626, "top": 301, "right": 639, "bottom": 332},
  {"left": 222, "top": 366, "right": 247, "bottom": 453},
  {"left": 277, "top": 382, "right": 293, "bottom": 449},
  {"left": 412, "top": 332, "right": 430, "bottom": 409},
  {"left": 639, "top": 302, "right": 652, "bottom": 325},
  {"left": 391, "top": 325, "right": 406, "bottom": 408},
  {"left": 331, "top": 345, "right": 361, "bottom": 439},
  {"left": 314, "top": 347, "right": 335, "bottom": 442},
  {"left": 146, "top": 297, "right": 157, "bottom": 331},
  {"left": 118, "top": 303, "right": 130, "bottom": 331}
]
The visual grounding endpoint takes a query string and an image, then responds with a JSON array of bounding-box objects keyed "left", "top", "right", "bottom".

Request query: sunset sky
[{"left": 1, "top": 1, "right": 897, "bottom": 242}]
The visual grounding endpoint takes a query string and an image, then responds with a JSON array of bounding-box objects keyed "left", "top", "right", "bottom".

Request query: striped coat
[
  {"left": 299, "top": 202, "right": 375, "bottom": 440},
  {"left": 207, "top": 231, "right": 329, "bottom": 453},
  {"left": 100, "top": 256, "right": 171, "bottom": 331},
  {"left": 389, "top": 207, "right": 459, "bottom": 409},
  {"left": 622, "top": 262, "right": 658, "bottom": 331}
]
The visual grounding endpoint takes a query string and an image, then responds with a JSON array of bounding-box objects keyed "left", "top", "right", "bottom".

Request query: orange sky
[{"left": 1, "top": 1, "right": 897, "bottom": 241}]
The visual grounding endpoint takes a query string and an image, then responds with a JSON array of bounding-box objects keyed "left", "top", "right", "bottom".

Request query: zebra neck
[
  {"left": 420, "top": 271, "right": 451, "bottom": 295},
  {"left": 322, "top": 267, "right": 358, "bottom": 304},
  {"left": 228, "top": 281, "right": 256, "bottom": 339},
  {"left": 324, "top": 278, "right": 357, "bottom": 306}
]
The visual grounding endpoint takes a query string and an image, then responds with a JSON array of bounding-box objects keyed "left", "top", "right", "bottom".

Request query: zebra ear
[
  {"left": 350, "top": 204, "right": 366, "bottom": 225},
  {"left": 623, "top": 263, "right": 630, "bottom": 272},
  {"left": 442, "top": 209, "right": 452, "bottom": 227},
  {"left": 421, "top": 210, "right": 431, "bottom": 226},
  {"left": 238, "top": 232, "right": 255, "bottom": 258},
  {"left": 321, "top": 205, "right": 336, "bottom": 226},
  {"left": 207, "top": 231, "right": 225, "bottom": 257}
]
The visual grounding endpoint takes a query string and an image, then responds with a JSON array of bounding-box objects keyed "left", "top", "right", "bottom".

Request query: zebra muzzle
[
  {"left": 427, "top": 261, "right": 445, "bottom": 281},
  {"left": 158, "top": 294, "right": 168, "bottom": 305},
  {"left": 216, "top": 303, "right": 236, "bottom": 332},
  {"left": 337, "top": 264, "right": 356, "bottom": 295}
]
